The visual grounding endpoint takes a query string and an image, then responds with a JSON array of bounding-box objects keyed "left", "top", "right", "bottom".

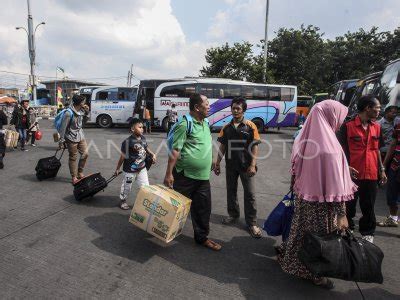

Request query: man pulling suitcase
[{"left": 56, "top": 95, "right": 90, "bottom": 185}]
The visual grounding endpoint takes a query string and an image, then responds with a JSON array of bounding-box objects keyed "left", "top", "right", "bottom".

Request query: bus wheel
[
  {"left": 97, "top": 115, "right": 113, "bottom": 128},
  {"left": 252, "top": 118, "right": 264, "bottom": 133},
  {"left": 162, "top": 117, "right": 169, "bottom": 132}
]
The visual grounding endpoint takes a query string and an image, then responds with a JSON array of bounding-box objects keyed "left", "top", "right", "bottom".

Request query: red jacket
[{"left": 338, "top": 115, "right": 383, "bottom": 180}]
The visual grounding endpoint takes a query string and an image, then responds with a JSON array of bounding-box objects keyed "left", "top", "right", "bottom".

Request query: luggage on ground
[
  {"left": 35, "top": 149, "right": 65, "bottom": 181},
  {"left": 73, "top": 172, "right": 120, "bottom": 201},
  {"left": 298, "top": 230, "right": 384, "bottom": 284},
  {"left": 5, "top": 128, "right": 19, "bottom": 148}
]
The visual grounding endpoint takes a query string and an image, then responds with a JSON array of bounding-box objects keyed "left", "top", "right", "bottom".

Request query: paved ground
[{"left": 0, "top": 120, "right": 399, "bottom": 299}]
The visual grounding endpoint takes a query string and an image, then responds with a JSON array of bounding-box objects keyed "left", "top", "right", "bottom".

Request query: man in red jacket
[{"left": 338, "top": 95, "right": 387, "bottom": 244}]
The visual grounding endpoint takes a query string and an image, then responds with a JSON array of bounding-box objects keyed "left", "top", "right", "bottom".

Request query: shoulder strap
[
  {"left": 65, "top": 108, "right": 74, "bottom": 123},
  {"left": 183, "top": 114, "right": 193, "bottom": 135}
]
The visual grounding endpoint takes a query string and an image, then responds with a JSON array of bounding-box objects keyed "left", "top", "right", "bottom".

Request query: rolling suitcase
[
  {"left": 73, "top": 172, "right": 121, "bottom": 201},
  {"left": 5, "top": 129, "right": 19, "bottom": 149},
  {"left": 35, "top": 149, "right": 65, "bottom": 181}
]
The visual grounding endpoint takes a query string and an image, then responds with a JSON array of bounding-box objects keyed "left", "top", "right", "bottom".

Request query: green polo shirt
[{"left": 172, "top": 117, "right": 212, "bottom": 180}]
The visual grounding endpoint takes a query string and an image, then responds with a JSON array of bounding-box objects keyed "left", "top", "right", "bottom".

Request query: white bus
[
  {"left": 136, "top": 78, "right": 297, "bottom": 131},
  {"left": 79, "top": 86, "right": 137, "bottom": 128}
]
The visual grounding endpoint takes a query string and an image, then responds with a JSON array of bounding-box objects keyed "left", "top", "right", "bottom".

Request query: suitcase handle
[
  {"left": 106, "top": 171, "right": 122, "bottom": 184},
  {"left": 54, "top": 148, "right": 65, "bottom": 160}
]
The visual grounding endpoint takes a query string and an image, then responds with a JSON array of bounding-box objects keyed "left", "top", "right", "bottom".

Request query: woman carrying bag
[{"left": 277, "top": 100, "right": 357, "bottom": 289}]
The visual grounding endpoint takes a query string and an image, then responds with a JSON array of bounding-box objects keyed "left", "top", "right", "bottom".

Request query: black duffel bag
[{"left": 298, "top": 230, "right": 384, "bottom": 284}]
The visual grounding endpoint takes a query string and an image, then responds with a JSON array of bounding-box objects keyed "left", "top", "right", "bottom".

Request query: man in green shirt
[{"left": 164, "top": 93, "right": 221, "bottom": 251}]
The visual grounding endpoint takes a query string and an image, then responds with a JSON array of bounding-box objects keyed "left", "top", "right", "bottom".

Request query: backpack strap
[
  {"left": 66, "top": 108, "right": 74, "bottom": 122},
  {"left": 182, "top": 115, "right": 209, "bottom": 135},
  {"left": 183, "top": 115, "right": 193, "bottom": 135}
]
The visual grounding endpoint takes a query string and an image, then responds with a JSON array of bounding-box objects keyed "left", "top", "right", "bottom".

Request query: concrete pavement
[{"left": 0, "top": 120, "right": 399, "bottom": 299}]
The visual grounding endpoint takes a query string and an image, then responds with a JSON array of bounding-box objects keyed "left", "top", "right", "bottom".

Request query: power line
[{"left": 0, "top": 70, "right": 128, "bottom": 81}]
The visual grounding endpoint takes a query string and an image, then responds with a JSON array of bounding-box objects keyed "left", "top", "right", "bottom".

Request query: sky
[{"left": 0, "top": 0, "right": 399, "bottom": 89}]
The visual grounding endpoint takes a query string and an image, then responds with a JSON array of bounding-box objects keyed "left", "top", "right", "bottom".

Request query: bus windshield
[{"left": 377, "top": 59, "right": 400, "bottom": 107}]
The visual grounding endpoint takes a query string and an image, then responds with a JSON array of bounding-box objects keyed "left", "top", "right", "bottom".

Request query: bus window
[
  {"left": 213, "top": 84, "right": 225, "bottom": 98},
  {"left": 199, "top": 84, "right": 214, "bottom": 98},
  {"left": 117, "top": 88, "right": 137, "bottom": 101},
  {"left": 253, "top": 86, "right": 267, "bottom": 100},
  {"left": 282, "top": 88, "right": 294, "bottom": 101},
  {"left": 268, "top": 87, "right": 281, "bottom": 101},
  {"left": 224, "top": 85, "right": 241, "bottom": 98},
  {"left": 242, "top": 86, "right": 254, "bottom": 99},
  {"left": 160, "top": 84, "right": 196, "bottom": 98},
  {"left": 96, "top": 88, "right": 118, "bottom": 101}
]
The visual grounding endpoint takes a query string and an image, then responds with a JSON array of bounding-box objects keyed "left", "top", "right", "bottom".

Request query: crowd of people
[
  {"left": 0, "top": 99, "right": 41, "bottom": 168},
  {"left": 0, "top": 92, "right": 399, "bottom": 290}
]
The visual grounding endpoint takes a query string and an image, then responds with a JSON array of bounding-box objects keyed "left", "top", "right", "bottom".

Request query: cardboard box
[{"left": 129, "top": 184, "right": 192, "bottom": 243}]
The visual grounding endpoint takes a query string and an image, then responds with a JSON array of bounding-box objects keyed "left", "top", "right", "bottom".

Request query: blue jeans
[
  {"left": 386, "top": 168, "right": 400, "bottom": 206},
  {"left": 17, "top": 128, "right": 27, "bottom": 149}
]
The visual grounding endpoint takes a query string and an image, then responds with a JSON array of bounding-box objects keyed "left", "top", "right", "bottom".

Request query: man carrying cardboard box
[{"left": 164, "top": 93, "right": 221, "bottom": 251}]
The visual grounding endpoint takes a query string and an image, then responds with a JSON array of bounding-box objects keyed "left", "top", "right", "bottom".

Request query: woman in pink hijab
[{"left": 278, "top": 100, "right": 357, "bottom": 289}]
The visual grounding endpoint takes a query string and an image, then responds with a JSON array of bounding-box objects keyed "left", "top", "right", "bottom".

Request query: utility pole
[
  {"left": 16, "top": 0, "right": 45, "bottom": 105},
  {"left": 262, "top": 0, "right": 270, "bottom": 83},
  {"left": 127, "top": 64, "right": 133, "bottom": 87},
  {"left": 27, "top": 0, "right": 36, "bottom": 103}
]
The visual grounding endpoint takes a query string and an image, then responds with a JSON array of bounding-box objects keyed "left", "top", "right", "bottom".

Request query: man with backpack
[
  {"left": 164, "top": 93, "right": 221, "bottom": 251},
  {"left": 56, "top": 94, "right": 89, "bottom": 184}
]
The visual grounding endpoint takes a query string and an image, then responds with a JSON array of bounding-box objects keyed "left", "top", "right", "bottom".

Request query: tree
[
  {"left": 200, "top": 25, "right": 400, "bottom": 95},
  {"left": 200, "top": 42, "right": 255, "bottom": 80},
  {"left": 267, "top": 25, "right": 328, "bottom": 94}
]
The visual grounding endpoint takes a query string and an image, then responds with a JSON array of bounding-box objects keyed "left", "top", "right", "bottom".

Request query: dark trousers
[
  {"left": 173, "top": 168, "right": 211, "bottom": 244},
  {"left": 386, "top": 169, "right": 400, "bottom": 207},
  {"left": 226, "top": 165, "right": 257, "bottom": 226},
  {"left": 27, "top": 131, "right": 36, "bottom": 144},
  {"left": 346, "top": 180, "right": 378, "bottom": 236}
]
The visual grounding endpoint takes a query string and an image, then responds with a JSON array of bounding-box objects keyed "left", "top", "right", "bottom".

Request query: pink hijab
[{"left": 291, "top": 100, "right": 357, "bottom": 202}]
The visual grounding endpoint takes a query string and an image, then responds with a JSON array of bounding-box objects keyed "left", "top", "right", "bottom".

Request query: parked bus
[
  {"left": 296, "top": 96, "right": 312, "bottom": 116},
  {"left": 328, "top": 79, "right": 358, "bottom": 106},
  {"left": 375, "top": 58, "right": 400, "bottom": 110},
  {"left": 78, "top": 86, "right": 137, "bottom": 128},
  {"left": 347, "top": 72, "right": 382, "bottom": 118},
  {"left": 136, "top": 78, "right": 297, "bottom": 131},
  {"left": 347, "top": 58, "right": 400, "bottom": 118}
]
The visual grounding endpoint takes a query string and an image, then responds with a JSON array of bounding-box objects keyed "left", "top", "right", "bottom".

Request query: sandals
[
  {"left": 248, "top": 225, "right": 262, "bottom": 239},
  {"left": 202, "top": 239, "right": 222, "bottom": 251},
  {"left": 120, "top": 201, "right": 130, "bottom": 210},
  {"left": 313, "top": 277, "right": 335, "bottom": 290}
]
